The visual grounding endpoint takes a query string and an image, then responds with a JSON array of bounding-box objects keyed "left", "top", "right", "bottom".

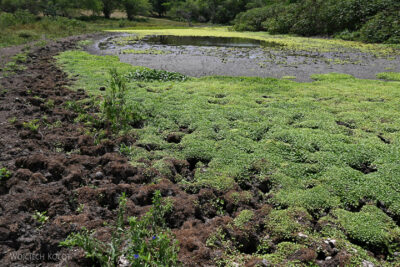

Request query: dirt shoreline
[{"left": 0, "top": 35, "right": 387, "bottom": 267}]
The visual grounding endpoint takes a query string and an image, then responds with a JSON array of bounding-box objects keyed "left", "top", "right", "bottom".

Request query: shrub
[
  {"left": 232, "top": 0, "right": 400, "bottom": 42},
  {"left": 102, "top": 69, "right": 145, "bottom": 132},
  {"left": 233, "top": 7, "right": 269, "bottom": 31},
  {"left": 0, "top": 12, "right": 16, "bottom": 27},
  {"left": 13, "top": 9, "right": 36, "bottom": 24},
  {"left": 360, "top": 10, "right": 400, "bottom": 43},
  {"left": 60, "top": 191, "right": 179, "bottom": 267}
]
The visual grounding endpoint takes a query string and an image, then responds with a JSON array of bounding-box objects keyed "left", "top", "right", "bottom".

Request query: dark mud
[
  {"left": 0, "top": 35, "right": 386, "bottom": 267},
  {"left": 87, "top": 33, "right": 400, "bottom": 82}
]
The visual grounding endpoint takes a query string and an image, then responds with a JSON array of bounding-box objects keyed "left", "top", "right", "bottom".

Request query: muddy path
[
  {"left": 0, "top": 36, "right": 379, "bottom": 267},
  {"left": 87, "top": 33, "right": 400, "bottom": 82}
]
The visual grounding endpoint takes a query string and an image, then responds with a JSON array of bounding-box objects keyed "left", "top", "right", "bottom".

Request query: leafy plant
[
  {"left": 126, "top": 69, "right": 188, "bottom": 82},
  {"left": 23, "top": 119, "right": 40, "bottom": 132},
  {"left": 32, "top": 211, "right": 49, "bottom": 226},
  {"left": 60, "top": 191, "right": 179, "bottom": 267},
  {"left": 76, "top": 204, "right": 85, "bottom": 213},
  {"left": 102, "top": 69, "right": 145, "bottom": 132},
  {"left": 0, "top": 167, "right": 12, "bottom": 181}
]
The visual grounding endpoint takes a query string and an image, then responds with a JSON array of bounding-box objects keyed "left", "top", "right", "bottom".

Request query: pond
[
  {"left": 87, "top": 33, "right": 400, "bottom": 82},
  {"left": 141, "top": 35, "right": 281, "bottom": 48}
]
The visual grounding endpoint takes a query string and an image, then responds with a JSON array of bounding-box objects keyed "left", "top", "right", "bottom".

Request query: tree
[
  {"left": 82, "top": 0, "right": 103, "bottom": 15},
  {"left": 168, "top": 0, "right": 199, "bottom": 26},
  {"left": 122, "top": 0, "right": 151, "bottom": 21},
  {"left": 151, "top": 0, "right": 168, "bottom": 17},
  {"left": 101, "top": 0, "right": 119, "bottom": 19}
]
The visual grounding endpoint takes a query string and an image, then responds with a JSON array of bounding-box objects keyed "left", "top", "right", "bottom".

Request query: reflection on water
[{"left": 141, "top": 35, "right": 282, "bottom": 48}]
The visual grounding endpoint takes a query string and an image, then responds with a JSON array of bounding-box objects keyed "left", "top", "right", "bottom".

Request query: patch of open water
[{"left": 87, "top": 33, "right": 400, "bottom": 82}]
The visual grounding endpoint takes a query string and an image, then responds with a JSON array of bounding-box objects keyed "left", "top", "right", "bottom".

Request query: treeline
[
  {"left": 234, "top": 0, "right": 400, "bottom": 44},
  {"left": 1, "top": 0, "right": 399, "bottom": 43},
  {"left": 0, "top": 0, "right": 157, "bottom": 20}
]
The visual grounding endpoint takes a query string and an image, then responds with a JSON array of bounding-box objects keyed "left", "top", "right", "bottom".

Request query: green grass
[
  {"left": 56, "top": 50, "right": 400, "bottom": 265},
  {"left": 377, "top": 72, "right": 400, "bottom": 81}
]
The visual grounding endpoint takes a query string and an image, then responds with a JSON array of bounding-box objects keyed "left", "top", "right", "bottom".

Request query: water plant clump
[{"left": 126, "top": 68, "right": 188, "bottom": 82}]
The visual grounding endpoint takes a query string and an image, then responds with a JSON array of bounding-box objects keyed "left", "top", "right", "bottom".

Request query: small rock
[
  {"left": 118, "top": 256, "right": 130, "bottom": 267},
  {"left": 95, "top": 171, "right": 104, "bottom": 179},
  {"left": 325, "top": 256, "right": 332, "bottom": 260},
  {"left": 261, "top": 259, "right": 270, "bottom": 267},
  {"left": 298, "top": 232, "right": 308, "bottom": 238},
  {"left": 324, "top": 238, "right": 336, "bottom": 247},
  {"left": 362, "top": 260, "right": 374, "bottom": 267}
]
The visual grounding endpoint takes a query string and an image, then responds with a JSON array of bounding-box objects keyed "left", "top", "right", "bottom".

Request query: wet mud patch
[{"left": 87, "top": 33, "right": 400, "bottom": 82}]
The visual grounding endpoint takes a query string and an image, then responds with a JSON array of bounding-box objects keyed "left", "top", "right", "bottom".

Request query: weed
[
  {"left": 32, "top": 211, "right": 49, "bottom": 226},
  {"left": 8, "top": 117, "right": 17, "bottom": 124},
  {"left": 60, "top": 191, "right": 179, "bottom": 267},
  {"left": 23, "top": 119, "right": 40, "bottom": 132},
  {"left": 103, "top": 69, "right": 144, "bottom": 132},
  {"left": 0, "top": 167, "right": 12, "bottom": 181},
  {"left": 76, "top": 204, "right": 85, "bottom": 213},
  {"left": 119, "top": 143, "right": 133, "bottom": 157},
  {"left": 44, "top": 99, "right": 55, "bottom": 109}
]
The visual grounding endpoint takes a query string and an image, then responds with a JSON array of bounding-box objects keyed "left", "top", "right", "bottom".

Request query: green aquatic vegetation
[
  {"left": 57, "top": 51, "right": 400, "bottom": 258},
  {"left": 109, "top": 27, "right": 400, "bottom": 55},
  {"left": 126, "top": 69, "right": 188, "bottom": 82},
  {"left": 121, "top": 49, "right": 170, "bottom": 55},
  {"left": 377, "top": 72, "right": 400, "bottom": 81},
  {"left": 77, "top": 39, "right": 94, "bottom": 48}
]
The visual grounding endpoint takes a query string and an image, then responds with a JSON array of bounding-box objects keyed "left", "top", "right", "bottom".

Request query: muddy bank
[{"left": 87, "top": 33, "right": 400, "bottom": 82}]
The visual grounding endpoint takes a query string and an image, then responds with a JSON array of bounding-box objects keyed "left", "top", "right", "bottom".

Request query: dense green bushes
[
  {"left": 360, "top": 10, "right": 400, "bottom": 43},
  {"left": 0, "top": 9, "right": 36, "bottom": 28},
  {"left": 233, "top": 0, "right": 400, "bottom": 43},
  {"left": 0, "top": 0, "right": 151, "bottom": 21}
]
